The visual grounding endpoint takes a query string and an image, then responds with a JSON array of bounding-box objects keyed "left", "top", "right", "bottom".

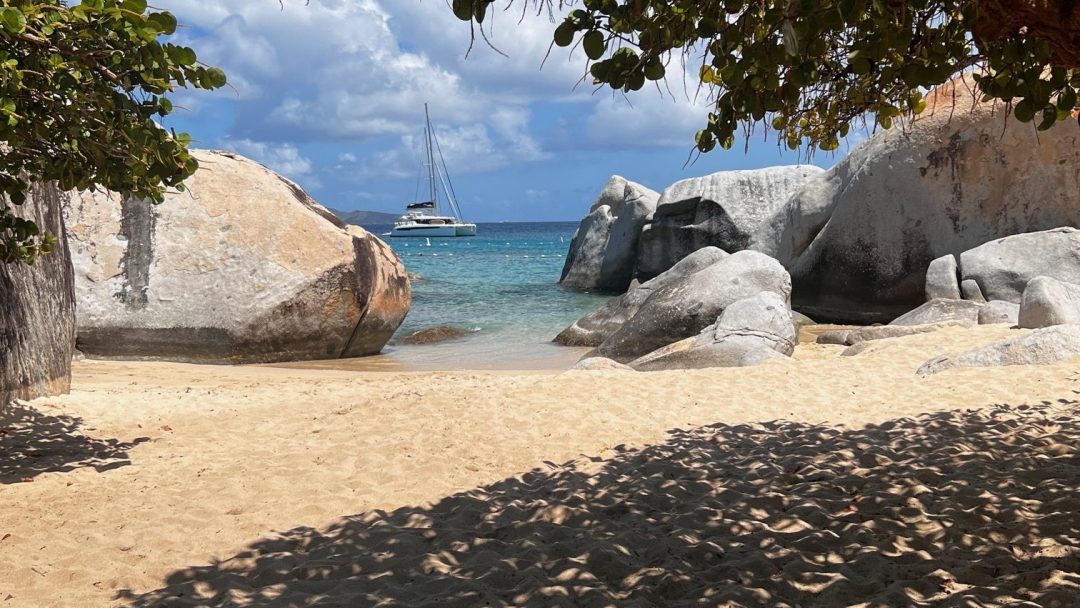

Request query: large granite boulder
[
  {"left": 559, "top": 176, "right": 659, "bottom": 293},
  {"left": 635, "top": 166, "right": 822, "bottom": 281},
  {"left": 1018, "top": 276, "right": 1080, "bottom": 329},
  {"left": 958, "top": 228, "right": 1080, "bottom": 304},
  {"left": 554, "top": 247, "right": 728, "bottom": 347},
  {"left": 629, "top": 292, "right": 795, "bottom": 371},
  {"left": 63, "top": 150, "right": 411, "bottom": 364},
  {"left": 783, "top": 76, "right": 1080, "bottom": 323},
  {"left": 1, "top": 184, "right": 76, "bottom": 408},
  {"left": 595, "top": 250, "right": 791, "bottom": 362},
  {"left": 918, "top": 326, "right": 1080, "bottom": 376}
]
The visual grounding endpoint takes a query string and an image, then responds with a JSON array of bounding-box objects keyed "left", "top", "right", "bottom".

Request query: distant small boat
[{"left": 391, "top": 104, "right": 477, "bottom": 238}]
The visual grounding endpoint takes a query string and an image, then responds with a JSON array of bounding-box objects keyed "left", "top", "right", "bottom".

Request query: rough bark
[
  {"left": 974, "top": 0, "right": 1080, "bottom": 67},
  {"left": 1, "top": 183, "right": 76, "bottom": 409}
]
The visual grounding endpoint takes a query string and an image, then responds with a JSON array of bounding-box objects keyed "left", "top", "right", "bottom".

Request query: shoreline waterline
[
  {"left": 364, "top": 221, "right": 611, "bottom": 371},
  {"left": 270, "top": 342, "right": 593, "bottom": 373}
]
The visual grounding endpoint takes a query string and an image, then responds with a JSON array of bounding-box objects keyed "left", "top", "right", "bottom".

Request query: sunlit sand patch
[{"left": 0, "top": 324, "right": 1078, "bottom": 606}]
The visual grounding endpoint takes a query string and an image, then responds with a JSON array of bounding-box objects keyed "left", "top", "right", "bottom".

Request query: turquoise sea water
[{"left": 354, "top": 222, "right": 610, "bottom": 370}]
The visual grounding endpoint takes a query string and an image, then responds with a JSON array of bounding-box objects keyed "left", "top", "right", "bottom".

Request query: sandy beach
[{"left": 2, "top": 324, "right": 1079, "bottom": 607}]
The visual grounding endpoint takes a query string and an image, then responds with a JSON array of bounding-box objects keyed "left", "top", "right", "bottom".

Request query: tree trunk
[
  {"left": 1, "top": 183, "right": 76, "bottom": 410},
  {"left": 973, "top": 0, "right": 1080, "bottom": 67}
]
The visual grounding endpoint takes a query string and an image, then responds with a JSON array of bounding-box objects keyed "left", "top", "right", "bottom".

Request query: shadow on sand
[
  {"left": 0, "top": 401, "right": 148, "bottom": 484},
  {"left": 122, "top": 401, "right": 1080, "bottom": 607}
]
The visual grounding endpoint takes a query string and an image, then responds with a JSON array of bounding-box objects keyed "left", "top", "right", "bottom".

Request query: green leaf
[
  {"left": 167, "top": 46, "right": 197, "bottom": 66},
  {"left": 700, "top": 65, "right": 717, "bottom": 84},
  {"left": 121, "top": 0, "right": 148, "bottom": 14},
  {"left": 643, "top": 57, "right": 665, "bottom": 81},
  {"left": 1013, "top": 98, "right": 1036, "bottom": 122},
  {"left": 1057, "top": 87, "right": 1077, "bottom": 112},
  {"left": 451, "top": 0, "right": 473, "bottom": 21},
  {"left": 1037, "top": 106, "right": 1058, "bottom": 131},
  {"left": 582, "top": 31, "right": 605, "bottom": 60},
  {"left": 553, "top": 21, "right": 575, "bottom": 47},
  {"left": 148, "top": 12, "right": 178, "bottom": 35},
  {"left": 695, "top": 129, "right": 715, "bottom": 152},
  {"left": 0, "top": 8, "right": 27, "bottom": 33},
  {"left": 205, "top": 67, "right": 227, "bottom": 88}
]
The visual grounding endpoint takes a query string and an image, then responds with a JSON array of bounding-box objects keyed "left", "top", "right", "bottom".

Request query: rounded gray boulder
[
  {"left": 597, "top": 250, "right": 791, "bottom": 362},
  {"left": 554, "top": 247, "right": 729, "bottom": 347},
  {"left": 560, "top": 176, "right": 659, "bottom": 293},
  {"left": 630, "top": 292, "right": 795, "bottom": 371},
  {"left": 635, "top": 166, "right": 823, "bottom": 281}
]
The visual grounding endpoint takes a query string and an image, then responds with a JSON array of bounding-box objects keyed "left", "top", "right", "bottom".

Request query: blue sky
[{"left": 156, "top": 0, "right": 840, "bottom": 222}]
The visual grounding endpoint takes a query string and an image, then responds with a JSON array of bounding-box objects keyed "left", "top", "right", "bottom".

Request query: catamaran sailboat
[{"left": 391, "top": 105, "right": 477, "bottom": 238}]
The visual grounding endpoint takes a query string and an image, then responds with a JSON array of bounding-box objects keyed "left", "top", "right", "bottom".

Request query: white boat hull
[{"left": 391, "top": 223, "right": 476, "bottom": 237}]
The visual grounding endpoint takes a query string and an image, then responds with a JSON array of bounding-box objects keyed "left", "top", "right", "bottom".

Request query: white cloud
[
  {"left": 222, "top": 138, "right": 313, "bottom": 181},
  {"left": 157, "top": 0, "right": 496, "bottom": 141},
  {"left": 584, "top": 52, "right": 713, "bottom": 149},
  {"left": 585, "top": 91, "right": 711, "bottom": 148},
  {"left": 359, "top": 115, "right": 549, "bottom": 180},
  {"left": 156, "top": 0, "right": 720, "bottom": 169}
]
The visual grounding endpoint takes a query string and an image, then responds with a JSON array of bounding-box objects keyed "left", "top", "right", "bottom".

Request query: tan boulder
[
  {"left": 63, "top": 150, "right": 410, "bottom": 364},
  {"left": 783, "top": 75, "right": 1080, "bottom": 323}
]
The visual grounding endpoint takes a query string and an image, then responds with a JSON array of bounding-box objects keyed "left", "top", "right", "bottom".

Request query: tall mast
[{"left": 424, "top": 103, "right": 438, "bottom": 214}]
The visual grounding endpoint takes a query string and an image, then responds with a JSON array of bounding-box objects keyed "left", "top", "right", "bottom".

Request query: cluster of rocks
[
  {"left": 809, "top": 249, "right": 1080, "bottom": 375},
  {"left": 3, "top": 150, "right": 412, "bottom": 406},
  {"left": 562, "top": 76, "right": 1080, "bottom": 325},
  {"left": 562, "top": 248, "right": 798, "bottom": 371},
  {"left": 561, "top": 75, "right": 1080, "bottom": 372}
]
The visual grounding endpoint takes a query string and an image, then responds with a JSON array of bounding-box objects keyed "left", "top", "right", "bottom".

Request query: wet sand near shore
[
  {"left": 1, "top": 324, "right": 1079, "bottom": 606},
  {"left": 272, "top": 342, "right": 593, "bottom": 373}
]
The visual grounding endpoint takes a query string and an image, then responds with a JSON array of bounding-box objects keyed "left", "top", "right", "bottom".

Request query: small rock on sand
[
  {"left": 891, "top": 299, "right": 982, "bottom": 327},
  {"left": 815, "top": 330, "right": 852, "bottom": 345},
  {"left": 978, "top": 300, "right": 1020, "bottom": 326},
  {"left": 572, "top": 357, "right": 634, "bottom": 371}
]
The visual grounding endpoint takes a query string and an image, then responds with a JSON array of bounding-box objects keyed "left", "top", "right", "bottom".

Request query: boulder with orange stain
[
  {"left": 781, "top": 75, "right": 1080, "bottom": 323},
  {"left": 63, "top": 150, "right": 410, "bottom": 363}
]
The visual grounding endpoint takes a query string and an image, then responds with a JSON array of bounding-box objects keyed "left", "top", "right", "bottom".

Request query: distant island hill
[{"left": 329, "top": 208, "right": 400, "bottom": 224}]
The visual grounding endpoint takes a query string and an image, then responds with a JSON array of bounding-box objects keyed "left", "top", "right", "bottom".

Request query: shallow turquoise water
[{"left": 362, "top": 222, "right": 610, "bottom": 370}]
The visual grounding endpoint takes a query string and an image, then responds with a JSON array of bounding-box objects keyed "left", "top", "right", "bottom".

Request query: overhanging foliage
[
  {"left": 453, "top": 0, "right": 1080, "bottom": 154},
  {"left": 0, "top": 0, "right": 225, "bottom": 264}
]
